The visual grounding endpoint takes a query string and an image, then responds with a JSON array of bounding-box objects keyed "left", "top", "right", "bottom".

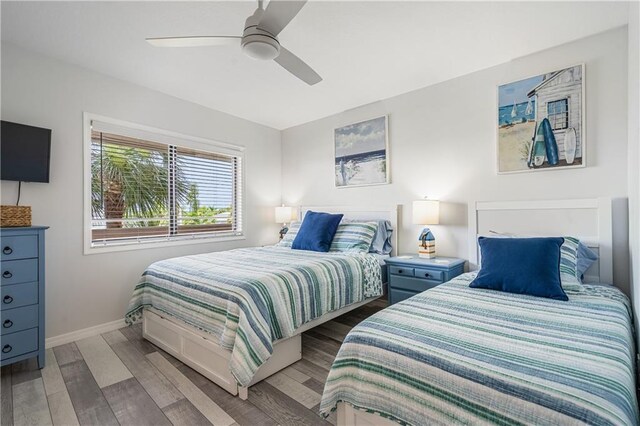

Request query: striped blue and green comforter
[
  {"left": 320, "top": 272, "right": 638, "bottom": 425},
  {"left": 125, "top": 246, "right": 382, "bottom": 386}
]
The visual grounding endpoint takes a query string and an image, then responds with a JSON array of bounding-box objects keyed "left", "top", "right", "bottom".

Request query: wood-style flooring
[{"left": 0, "top": 299, "right": 387, "bottom": 426}]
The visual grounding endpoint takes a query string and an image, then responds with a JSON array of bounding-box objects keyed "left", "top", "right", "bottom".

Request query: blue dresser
[
  {"left": 1, "top": 226, "right": 47, "bottom": 368},
  {"left": 387, "top": 256, "right": 465, "bottom": 305}
]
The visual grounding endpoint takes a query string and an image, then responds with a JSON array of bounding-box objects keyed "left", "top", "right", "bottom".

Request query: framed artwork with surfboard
[{"left": 497, "top": 64, "right": 585, "bottom": 174}]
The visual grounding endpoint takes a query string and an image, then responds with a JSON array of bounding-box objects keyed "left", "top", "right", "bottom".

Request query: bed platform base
[
  {"left": 142, "top": 295, "right": 381, "bottom": 399},
  {"left": 337, "top": 403, "right": 394, "bottom": 426}
]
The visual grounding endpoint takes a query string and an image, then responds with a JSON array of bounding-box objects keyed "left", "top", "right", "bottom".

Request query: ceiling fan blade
[
  {"left": 274, "top": 47, "right": 322, "bottom": 85},
  {"left": 258, "top": 0, "right": 307, "bottom": 36},
  {"left": 146, "top": 36, "right": 241, "bottom": 47}
]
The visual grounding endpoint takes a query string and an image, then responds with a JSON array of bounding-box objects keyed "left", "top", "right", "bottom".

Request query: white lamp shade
[
  {"left": 275, "top": 206, "right": 294, "bottom": 223},
  {"left": 412, "top": 199, "right": 440, "bottom": 225}
]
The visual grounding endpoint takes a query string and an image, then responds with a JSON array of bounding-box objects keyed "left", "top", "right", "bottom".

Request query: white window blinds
[
  {"left": 174, "top": 146, "right": 242, "bottom": 236},
  {"left": 90, "top": 121, "right": 243, "bottom": 247}
]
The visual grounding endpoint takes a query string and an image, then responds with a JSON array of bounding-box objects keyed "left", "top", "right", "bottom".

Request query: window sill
[{"left": 84, "top": 234, "right": 246, "bottom": 255}]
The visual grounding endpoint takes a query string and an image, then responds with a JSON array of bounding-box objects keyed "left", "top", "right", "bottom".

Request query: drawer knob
[
  {"left": 2, "top": 345, "right": 11, "bottom": 354},
  {"left": 2, "top": 271, "right": 12, "bottom": 279},
  {"left": 2, "top": 246, "right": 12, "bottom": 255},
  {"left": 398, "top": 269, "right": 403, "bottom": 274},
  {"left": 2, "top": 320, "right": 12, "bottom": 329},
  {"left": 424, "top": 273, "right": 430, "bottom": 278},
  {"left": 3, "top": 295, "right": 13, "bottom": 304}
]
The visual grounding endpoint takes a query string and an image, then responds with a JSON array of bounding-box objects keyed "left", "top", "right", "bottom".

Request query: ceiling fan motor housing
[{"left": 241, "top": 11, "right": 280, "bottom": 60}]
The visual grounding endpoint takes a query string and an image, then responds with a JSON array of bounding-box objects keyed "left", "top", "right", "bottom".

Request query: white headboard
[
  {"left": 468, "top": 198, "right": 613, "bottom": 284},
  {"left": 299, "top": 205, "right": 400, "bottom": 256}
]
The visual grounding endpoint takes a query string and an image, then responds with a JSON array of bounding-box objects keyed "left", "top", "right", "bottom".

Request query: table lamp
[
  {"left": 275, "top": 205, "right": 294, "bottom": 240},
  {"left": 412, "top": 199, "right": 440, "bottom": 258}
]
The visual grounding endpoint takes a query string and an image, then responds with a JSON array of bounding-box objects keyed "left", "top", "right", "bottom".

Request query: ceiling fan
[{"left": 146, "top": 0, "right": 321, "bottom": 86}]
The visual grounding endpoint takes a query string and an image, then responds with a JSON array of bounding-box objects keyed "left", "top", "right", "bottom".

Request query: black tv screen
[{"left": 1, "top": 121, "right": 51, "bottom": 183}]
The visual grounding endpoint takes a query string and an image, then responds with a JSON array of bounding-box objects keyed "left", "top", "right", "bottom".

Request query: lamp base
[
  {"left": 418, "top": 227, "right": 436, "bottom": 258},
  {"left": 418, "top": 244, "right": 436, "bottom": 259},
  {"left": 279, "top": 225, "right": 289, "bottom": 240},
  {"left": 418, "top": 253, "right": 436, "bottom": 259}
]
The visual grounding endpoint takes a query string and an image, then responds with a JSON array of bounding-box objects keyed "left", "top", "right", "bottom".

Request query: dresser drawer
[
  {"left": 0, "top": 259, "right": 38, "bottom": 286},
  {"left": 1, "top": 282, "right": 38, "bottom": 310},
  {"left": 1, "top": 305, "right": 38, "bottom": 335},
  {"left": 389, "top": 288, "right": 417, "bottom": 305},
  {"left": 0, "top": 236, "right": 38, "bottom": 261},
  {"left": 1, "top": 327, "right": 38, "bottom": 361},
  {"left": 389, "top": 266, "right": 414, "bottom": 277},
  {"left": 414, "top": 268, "right": 444, "bottom": 282},
  {"left": 391, "top": 275, "right": 441, "bottom": 293}
]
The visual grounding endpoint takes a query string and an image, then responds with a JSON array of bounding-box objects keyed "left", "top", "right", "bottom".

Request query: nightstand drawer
[
  {"left": 0, "top": 236, "right": 38, "bottom": 262},
  {"left": 389, "top": 288, "right": 417, "bottom": 305},
  {"left": 1, "top": 327, "right": 38, "bottom": 361},
  {"left": 0, "top": 259, "right": 38, "bottom": 286},
  {"left": 1, "top": 305, "right": 38, "bottom": 335},
  {"left": 389, "top": 266, "right": 414, "bottom": 277},
  {"left": 414, "top": 268, "right": 444, "bottom": 282},
  {"left": 391, "top": 276, "right": 441, "bottom": 293},
  {"left": 1, "top": 282, "right": 38, "bottom": 310}
]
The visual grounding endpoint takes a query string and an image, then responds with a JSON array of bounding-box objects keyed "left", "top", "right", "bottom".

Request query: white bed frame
[
  {"left": 336, "top": 198, "right": 613, "bottom": 426},
  {"left": 142, "top": 205, "right": 399, "bottom": 400}
]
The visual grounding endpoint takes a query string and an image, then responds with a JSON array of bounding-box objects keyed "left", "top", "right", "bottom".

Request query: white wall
[
  {"left": 627, "top": 2, "right": 640, "bottom": 347},
  {"left": 1, "top": 44, "right": 282, "bottom": 339},
  {"left": 282, "top": 27, "right": 631, "bottom": 295}
]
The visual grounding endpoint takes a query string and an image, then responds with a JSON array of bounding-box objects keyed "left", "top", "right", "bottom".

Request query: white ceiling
[{"left": 1, "top": 1, "right": 630, "bottom": 130}]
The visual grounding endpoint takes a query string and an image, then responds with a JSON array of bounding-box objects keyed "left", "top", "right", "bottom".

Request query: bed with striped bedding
[
  {"left": 320, "top": 272, "right": 638, "bottom": 426},
  {"left": 125, "top": 246, "right": 382, "bottom": 387}
]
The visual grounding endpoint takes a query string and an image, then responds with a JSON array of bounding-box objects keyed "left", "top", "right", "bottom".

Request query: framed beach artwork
[
  {"left": 335, "top": 116, "right": 389, "bottom": 187},
  {"left": 497, "top": 64, "right": 585, "bottom": 174}
]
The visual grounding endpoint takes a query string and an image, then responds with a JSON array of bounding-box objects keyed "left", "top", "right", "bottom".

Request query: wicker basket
[{"left": 1, "top": 206, "right": 32, "bottom": 227}]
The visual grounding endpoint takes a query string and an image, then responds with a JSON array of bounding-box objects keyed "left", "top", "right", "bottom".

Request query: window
[
  {"left": 87, "top": 116, "right": 243, "bottom": 251},
  {"left": 547, "top": 99, "right": 569, "bottom": 130}
]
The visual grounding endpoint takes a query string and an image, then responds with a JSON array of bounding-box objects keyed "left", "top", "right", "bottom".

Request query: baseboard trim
[{"left": 45, "top": 319, "right": 126, "bottom": 348}]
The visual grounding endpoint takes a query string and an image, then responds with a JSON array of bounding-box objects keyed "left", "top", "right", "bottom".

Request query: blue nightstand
[{"left": 386, "top": 256, "right": 465, "bottom": 305}]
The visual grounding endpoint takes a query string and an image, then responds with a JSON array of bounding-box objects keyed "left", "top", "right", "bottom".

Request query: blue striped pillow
[
  {"left": 560, "top": 237, "right": 582, "bottom": 289},
  {"left": 329, "top": 222, "right": 378, "bottom": 253}
]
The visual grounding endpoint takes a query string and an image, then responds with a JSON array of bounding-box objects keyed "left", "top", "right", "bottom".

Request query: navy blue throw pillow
[
  {"left": 470, "top": 237, "right": 568, "bottom": 301},
  {"left": 292, "top": 211, "right": 344, "bottom": 252}
]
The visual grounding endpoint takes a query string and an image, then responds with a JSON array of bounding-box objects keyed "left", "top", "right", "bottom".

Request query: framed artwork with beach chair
[
  {"left": 335, "top": 115, "right": 390, "bottom": 187},
  {"left": 497, "top": 64, "right": 585, "bottom": 174}
]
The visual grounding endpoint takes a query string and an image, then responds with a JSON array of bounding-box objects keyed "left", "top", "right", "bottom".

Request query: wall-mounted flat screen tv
[{"left": 1, "top": 121, "right": 51, "bottom": 183}]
